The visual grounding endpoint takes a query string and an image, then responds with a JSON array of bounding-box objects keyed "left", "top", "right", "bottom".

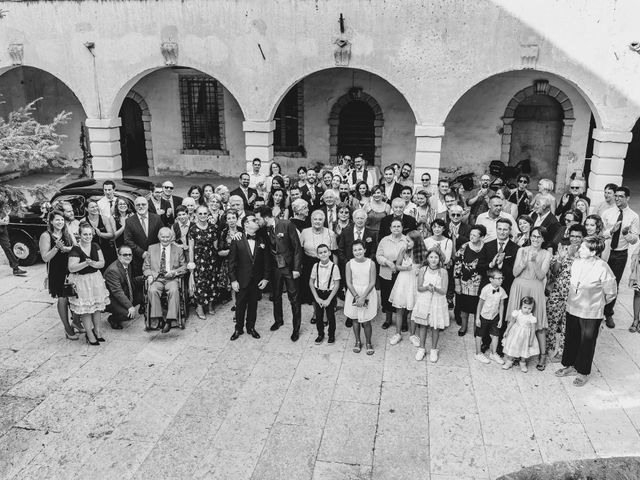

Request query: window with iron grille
[
  {"left": 179, "top": 76, "right": 224, "bottom": 151},
  {"left": 274, "top": 82, "right": 304, "bottom": 153}
]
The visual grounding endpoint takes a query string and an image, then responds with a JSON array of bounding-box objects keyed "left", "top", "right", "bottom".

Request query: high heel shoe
[
  {"left": 85, "top": 334, "right": 100, "bottom": 346},
  {"left": 92, "top": 329, "right": 105, "bottom": 343}
]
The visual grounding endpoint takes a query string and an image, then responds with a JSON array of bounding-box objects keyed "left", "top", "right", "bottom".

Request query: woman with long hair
[
  {"left": 84, "top": 200, "right": 116, "bottom": 268},
  {"left": 267, "top": 188, "right": 289, "bottom": 219},
  {"left": 265, "top": 162, "right": 283, "bottom": 193},
  {"left": 39, "top": 210, "right": 78, "bottom": 340},
  {"left": 112, "top": 197, "right": 132, "bottom": 249},
  {"left": 187, "top": 185, "right": 205, "bottom": 206},
  {"left": 354, "top": 181, "right": 371, "bottom": 208},
  {"left": 365, "top": 185, "right": 390, "bottom": 238}
]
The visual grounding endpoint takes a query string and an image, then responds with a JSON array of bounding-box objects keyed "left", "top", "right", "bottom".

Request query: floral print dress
[
  {"left": 189, "top": 222, "right": 219, "bottom": 305},
  {"left": 545, "top": 252, "right": 577, "bottom": 356}
]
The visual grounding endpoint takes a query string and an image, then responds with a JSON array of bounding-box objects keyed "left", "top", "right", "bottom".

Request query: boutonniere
[
  {"left": 365, "top": 237, "right": 372, "bottom": 243},
  {"left": 277, "top": 232, "right": 284, "bottom": 238},
  {"left": 259, "top": 243, "right": 265, "bottom": 249}
]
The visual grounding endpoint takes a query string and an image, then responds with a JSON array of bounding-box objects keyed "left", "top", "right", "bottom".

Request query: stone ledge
[{"left": 497, "top": 456, "right": 640, "bottom": 480}]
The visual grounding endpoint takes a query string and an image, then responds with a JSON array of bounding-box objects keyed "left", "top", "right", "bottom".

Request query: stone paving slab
[{"left": 0, "top": 264, "right": 640, "bottom": 478}]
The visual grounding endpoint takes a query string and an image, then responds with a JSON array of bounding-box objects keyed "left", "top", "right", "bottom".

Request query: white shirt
[
  {"left": 247, "top": 237, "right": 256, "bottom": 255},
  {"left": 383, "top": 182, "right": 397, "bottom": 200},
  {"left": 479, "top": 284, "right": 508, "bottom": 319},
  {"left": 97, "top": 196, "right": 115, "bottom": 218},
  {"left": 602, "top": 205, "right": 640, "bottom": 251},
  {"left": 403, "top": 202, "right": 418, "bottom": 218},
  {"left": 311, "top": 260, "right": 341, "bottom": 290},
  {"left": 475, "top": 212, "right": 516, "bottom": 242},
  {"left": 533, "top": 210, "right": 551, "bottom": 228},
  {"left": 249, "top": 172, "right": 266, "bottom": 191},
  {"left": 348, "top": 168, "right": 375, "bottom": 190}
]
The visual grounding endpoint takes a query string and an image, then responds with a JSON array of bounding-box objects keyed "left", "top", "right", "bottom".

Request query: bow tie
[
  {"left": 493, "top": 289, "right": 500, "bottom": 294},
  {"left": 247, "top": 235, "right": 257, "bottom": 240}
]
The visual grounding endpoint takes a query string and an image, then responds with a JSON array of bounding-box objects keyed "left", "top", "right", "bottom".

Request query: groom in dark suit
[
  {"left": 254, "top": 206, "right": 303, "bottom": 342},
  {"left": 123, "top": 197, "right": 163, "bottom": 276},
  {"left": 228, "top": 214, "right": 271, "bottom": 340}
]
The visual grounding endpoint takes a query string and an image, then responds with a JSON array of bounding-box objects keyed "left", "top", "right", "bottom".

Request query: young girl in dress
[
  {"left": 388, "top": 230, "right": 426, "bottom": 346},
  {"left": 412, "top": 247, "right": 449, "bottom": 363},
  {"left": 502, "top": 296, "right": 540, "bottom": 373},
  {"left": 344, "top": 240, "right": 378, "bottom": 355}
]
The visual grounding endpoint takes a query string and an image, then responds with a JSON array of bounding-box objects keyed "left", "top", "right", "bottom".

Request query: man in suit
[
  {"left": 380, "top": 166, "right": 403, "bottom": 204},
  {"left": 228, "top": 214, "right": 271, "bottom": 340},
  {"left": 254, "top": 206, "right": 303, "bottom": 342},
  {"left": 104, "top": 246, "right": 142, "bottom": 329},
  {"left": 161, "top": 180, "right": 183, "bottom": 225},
  {"left": 230, "top": 172, "right": 258, "bottom": 211},
  {"left": 300, "top": 169, "right": 324, "bottom": 211},
  {"left": 321, "top": 189, "right": 340, "bottom": 231},
  {"left": 124, "top": 196, "right": 163, "bottom": 276},
  {"left": 378, "top": 198, "right": 418, "bottom": 239},
  {"left": 147, "top": 184, "right": 172, "bottom": 226},
  {"left": 477, "top": 217, "right": 520, "bottom": 355},
  {"left": 143, "top": 228, "right": 187, "bottom": 333},
  {"left": 530, "top": 193, "right": 561, "bottom": 246}
]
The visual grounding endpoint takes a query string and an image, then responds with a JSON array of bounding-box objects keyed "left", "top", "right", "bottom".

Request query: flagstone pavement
[{"left": 1, "top": 262, "right": 640, "bottom": 480}]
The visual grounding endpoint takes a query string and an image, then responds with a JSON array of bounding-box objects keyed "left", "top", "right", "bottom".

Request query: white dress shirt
[
  {"left": 602, "top": 205, "right": 640, "bottom": 251},
  {"left": 475, "top": 212, "right": 516, "bottom": 242},
  {"left": 97, "top": 196, "right": 115, "bottom": 218}
]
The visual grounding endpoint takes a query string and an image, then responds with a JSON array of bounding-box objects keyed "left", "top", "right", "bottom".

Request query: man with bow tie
[{"left": 228, "top": 214, "right": 271, "bottom": 341}]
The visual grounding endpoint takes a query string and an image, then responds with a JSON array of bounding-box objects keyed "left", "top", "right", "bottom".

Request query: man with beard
[
  {"left": 397, "top": 163, "right": 413, "bottom": 187},
  {"left": 230, "top": 172, "right": 258, "bottom": 211},
  {"left": 301, "top": 169, "right": 324, "bottom": 211}
]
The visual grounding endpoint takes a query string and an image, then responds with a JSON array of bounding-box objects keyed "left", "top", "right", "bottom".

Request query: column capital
[
  {"left": 414, "top": 124, "right": 445, "bottom": 138},
  {"left": 85, "top": 118, "right": 122, "bottom": 129},
  {"left": 592, "top": 128, "right": 632, "bottom": 144},
  {"left": 243, "top": 120, "right": 276, "bottom": 132}
]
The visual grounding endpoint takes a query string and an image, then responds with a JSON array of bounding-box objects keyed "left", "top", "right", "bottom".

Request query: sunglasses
[
  {"left": 163, "top": 186, "right": 174, "bottom": 190},
  {"left": 120, "top": 253, "right": 133, "bottom": 257},
  {"left": 570, "top": 186, "right": 581, "bottom": 190},
  {"left": 450, "top": 213, "right": 462, "bottom": 217}
]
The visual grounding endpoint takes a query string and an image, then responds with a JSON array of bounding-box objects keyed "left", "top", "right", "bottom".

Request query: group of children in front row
[{"left": 309, "top": 234, "right": 540, "bottom": 369}]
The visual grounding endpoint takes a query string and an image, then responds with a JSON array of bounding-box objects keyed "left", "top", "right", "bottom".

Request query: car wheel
[{"left": 10, "top": 232, "right": 38, "bottom": 266}]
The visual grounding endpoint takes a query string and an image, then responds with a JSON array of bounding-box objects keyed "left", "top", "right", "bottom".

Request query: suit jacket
[
  {"left": 228, "top": 233, "right": 272, "bottom": 289},
  {"left": 300, "top": 184, "right": 325, "bottom": 210},
  {"left": 172, "top": 221, "right": 192, "bottom": 247},
  {"left": 264, "top": 219, "right": 302, "bottom": 273},
  {"left": 104, "top": 259, "right": 141, "bottom": 314},
  {"left": 162, "top": 194, "right": 183, "bottom": 213},
  {"left": 147, "top": 197, "right": 172, "bottom": 226},
  {"left": 123, "top": 212, "right": 163, "bottom": 266},
  {"left": 448, "top": 222, "right": 473, "bottom": 253},
  {"left": 337, "top": 226, "right": 377, "bottom": 266},
  {"left": 477, "top": 239, "right": 520, "bottom": 291},
  {"left": 530, "top": 211, "right": 561, "bottom": 246},
  {"left": 143, "top": 243, "right": 187, "bottom": 279},
  {"left": 230, "top": 186, "right": 259, "bottom": 211},
  {"left": 380, "top": 182, "right": 403, "bottom": 204},
  {"left": 378, "top": 214, "right": 418, "bottom": 240}
]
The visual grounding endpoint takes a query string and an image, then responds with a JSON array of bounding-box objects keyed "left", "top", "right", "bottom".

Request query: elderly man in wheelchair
[{"left": 142, "top": 227, "right": 187, "bottom": 333}]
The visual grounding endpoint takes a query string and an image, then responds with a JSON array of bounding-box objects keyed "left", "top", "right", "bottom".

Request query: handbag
[{"left": 62, "top": 277, "right": 78, "bottom": 298}]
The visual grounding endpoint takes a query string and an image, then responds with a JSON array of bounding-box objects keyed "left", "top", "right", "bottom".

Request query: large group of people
[{"left": 32, "top": 155, "right": 639, "bottom": 387}]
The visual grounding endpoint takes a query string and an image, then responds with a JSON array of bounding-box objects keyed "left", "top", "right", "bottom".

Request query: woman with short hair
[
  {"left": 376, "top": 219, "right": 406, "bottom": 329},
  {"left": 188, "top": 205, "right": 220, "bottom": 319}
]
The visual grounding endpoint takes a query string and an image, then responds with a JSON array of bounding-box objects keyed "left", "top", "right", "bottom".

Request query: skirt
[
  {"left": 68, "top": 272, "right": 110, "bottom": 315},
  {"left": 413, "top": 291, "right": 450, "bottom": 329}
]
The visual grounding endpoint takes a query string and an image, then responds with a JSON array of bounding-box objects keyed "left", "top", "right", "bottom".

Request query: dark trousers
[
  {"left": 561, "top": 313, "right": 602, "bottom": 375},
  {"left": 604, "top": 249, "right": 627, "bottom": 317},
  {"left": 272, "top": 268, "right": 301, "bottom": 332},
  {"left": 0, "top": 227, "right": 19, "bottom": 269},
  {"left": 314, "top": 295, "right": 336, "bottom": 337},
  {"left": 235, "top": 281, "right": 259, "bottom": 332},
  {"left": 482, "top": 298, "right": 508, "bottom": 355}
]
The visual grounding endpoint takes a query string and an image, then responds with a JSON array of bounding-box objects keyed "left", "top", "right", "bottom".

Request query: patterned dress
[
  {"left": 217, "top": 226, "right": 239, "bottom": 301},
  {"left": 453, "top": 243, "right": 483, "bottom": 314},
  {"left": 545, "top": 250, "right": 577, "bottom": 356},
  {"left": 188, "top": 222, "right": 219, "bottom": 305}
]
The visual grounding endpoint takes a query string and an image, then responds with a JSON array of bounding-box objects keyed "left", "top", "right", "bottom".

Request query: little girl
[
  {"left": 502, "top": 296, "right": 540, "bottom": 372},
  {"left": 388, "top": 230, "right": 426, "bottom": 346},
  {"left": 412, "top": 247, "right": 449, "bottom": 362}
]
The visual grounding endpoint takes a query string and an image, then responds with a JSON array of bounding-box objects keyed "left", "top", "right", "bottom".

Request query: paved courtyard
[{"left": 1, "top": 261, "right": 640, "bottom": 480}]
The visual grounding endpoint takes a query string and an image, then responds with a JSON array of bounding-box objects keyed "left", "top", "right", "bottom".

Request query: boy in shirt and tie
[{"left": 310, "top": 244, "right": 341, "bottom": 345}]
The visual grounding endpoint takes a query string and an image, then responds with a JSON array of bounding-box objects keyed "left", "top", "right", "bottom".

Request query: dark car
[{"left": 7, "top": 177, "right": 154, "bottom": 266}]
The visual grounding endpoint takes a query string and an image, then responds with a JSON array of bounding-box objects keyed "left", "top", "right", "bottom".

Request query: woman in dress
[
  {"left": 354, "top": 181, "right": 371, "bottom": 208},
  {"left": 39, "top": 210, "right": 78, "bottom": 340},
  {"left": 187, "top": 185, "right": 205, "bottom": 206},
  {"left": 299, "top": 210, "right": 338, "bottom": 315},
  {"left": 424, "top": 218, "right": 453, "bottom": 265},
  {"left": 84, "top": 200, "right": 115, "bottom": 268},
  {"left": 546, "top": 224, "right": 586, "bottom": 362},
  {"left": 332, "top": 155, "right": 352, "bottom": 182},
  {"left": 268, "top": 188, "right": 289, "bottom": 220},
  {"left": 188, "top": 205, "right": 219, "bottom": 319},
  {"left": 453, "top": 224, "right": 486, "bottom": 336},
  {"left": 217, "top": 209, "right": 241, "bottom": 304},
  {"left": 365, "top": 185, "right": 390, "bottom": 239},
  {"left": 67, "top": 222, "right": 110, "bottom": 345},
  {"left": 514, "top": 215, "right": 533, "bottom": 247},
  {"left": 265, "top": 162, "right": 283, "bottom": 193},
  {"left": 344, "top": 240, "right": 378, "bottom": 355},
  {"left": 111, "top": 198, "right": 132, "bottom": 249},
  {"left": 506, "top": 226, "right": 552, "bottom": 371},
  {"left": 376, "top": 219, "right": 406, "bottom": 329}
]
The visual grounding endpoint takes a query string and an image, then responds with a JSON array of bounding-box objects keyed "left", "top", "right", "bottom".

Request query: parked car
[{"left": 7, "top": 177, "right": 154, "bottom": 266}]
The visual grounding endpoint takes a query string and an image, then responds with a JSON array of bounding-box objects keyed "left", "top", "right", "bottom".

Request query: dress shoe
[
  {"left": 345, "top": 318, "right": 353, "bottom": 328},
  {"left": 162, "top": 320, "right": 171, "bottom": 333},
  {"left": 605, "top": 316, "right": 615, "bottom": 329},
  {"left": 230, "top": 330, "right": 242, "bottom": 341},
  {"left": 315, "top": 335, "right": 324, "bottom": 344},
  {"left": 92, "top": 329, "right": 105, "bottom": 342},
  {"left": 138, "top": 305, "right": 146, "bottom": 315},
  {"left": 328, "top": 335, "right": 335, "bottom": 344},
  {"left": 107, "top": 316, "right": 122, "bottom": 330},
  {"left": 12, "top": 266, "right": 27, "bottom": 276},
  {"left": 290, "top": 331, "right": 299, "bottom": 342},
  {"left": 247, "top": 329, "right": 261, "bottom": 339},
  {"left": 270, "top": 321, "right": 284, "bottom": 331},
  {"left": 381, "top": 321, "right": 391, "bottom": 330}
]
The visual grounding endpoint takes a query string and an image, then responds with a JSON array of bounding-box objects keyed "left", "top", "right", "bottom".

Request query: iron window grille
[
  {"left": 274, "top": 82, "right": 304, "bottom": 154},
  {"left": 179, "top": 76, "right": 224, "bottom": 151}
]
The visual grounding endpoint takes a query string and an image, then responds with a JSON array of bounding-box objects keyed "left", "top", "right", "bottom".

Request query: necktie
[
  {"left": 498, "top": 242, "right": 505, "bottom": 253},
  {"left": 328, "top": 209, "right": 334, "bottom": 227},
  {"left": 160, "top": 247, "right": 167, "bottom": 276},
  {"left": 109, "top": 199, "right": 114, "bottom": 211},
  {"left": 355, "top": 229, "right": 362, "bottom": 241},
  {"left": 141, "top": 216, "right": 148, "bottom": 236},
  {"left": 124, "top": 265, "right": 133, "bottom": 301},
  {"left": 611, "top": 209, "right": 624, "bottom": 249}
]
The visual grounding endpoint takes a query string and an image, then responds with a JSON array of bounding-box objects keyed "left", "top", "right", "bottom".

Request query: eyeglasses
[
  {"left": 518, "top": 180, "right": 528, "bottom": 184},
  {"left": 135, "top": 204, "right": 146, "bottom": 207},
  {"left": 450, "top": 213, "right": 462, "bottom": 217},
  {"left": 120, "top": 253, "right": 133, "bottom": 257},
  {"left": 197, "top": 212, "right": 209, "bottom": 216},
  {"left": 570, "top": 186, "right": 581, "bottom": 190},
  {"left": 491, "top": 277, "right": 504, "bottom": 281},
  {"left": 163, "top": 186, "right": 174, "bottom": 190}
]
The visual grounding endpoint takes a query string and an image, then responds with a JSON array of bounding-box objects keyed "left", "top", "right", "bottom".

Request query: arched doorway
[
  {"left": 337, "top": 100, "right": 375, "bottom": 162},
  {"left": 509, "top": 94, "right": 564, "bottom": 180},
  {"left": 119, "top": 97, "right": 149, "bottom": 176}
]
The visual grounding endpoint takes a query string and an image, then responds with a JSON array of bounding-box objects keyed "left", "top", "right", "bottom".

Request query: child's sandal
[
  {"left": 629, "top": 323, "right": 638, "bottom": 333},
  {"left": 366, "top": 344, "right": 374, "bottom": 355},
  {"left": 353, "top": 342, "right": 362, "bottom": 354}
]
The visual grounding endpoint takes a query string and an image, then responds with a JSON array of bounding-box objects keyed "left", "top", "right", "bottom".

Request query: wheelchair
[{"left": 142, "top": 274, "right": 189, "bottom": 331}]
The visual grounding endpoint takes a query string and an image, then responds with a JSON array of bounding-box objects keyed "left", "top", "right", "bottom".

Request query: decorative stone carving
[
  {"left": 161, "top": 41, "right": 178, "bottom": 66},
  {"left": 349, "top": 86, "right": 363, "bottom": 101},
  {"left": 520, "top": 43, "right": 539, "bottom": 69},
  {"left": 534, "top": 79, "right": 550, "bottom": 95},
  {"left": 8, "top": 43, "right": 23, "bottom": 66},
  {"left": 334, "top": 37, "right": 351, "bottom": 67}
]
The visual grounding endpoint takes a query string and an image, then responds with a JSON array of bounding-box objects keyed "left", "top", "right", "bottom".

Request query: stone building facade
[{"left": 1, "top": 0, "right": 640, "bottom": 201}]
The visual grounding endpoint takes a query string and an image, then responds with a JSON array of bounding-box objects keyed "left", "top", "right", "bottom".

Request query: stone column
[
  {"left": 413, "top": 124, "right": 445, "bottom": 186},
  {"left": 243, "top": 120, "right": 275, "bottom": 175},
  {"left": 86, "top": 118, "right": 123, "bottom": 179},
  {"left": 588, "top": 129, "right": 632, "bottom": 203}
]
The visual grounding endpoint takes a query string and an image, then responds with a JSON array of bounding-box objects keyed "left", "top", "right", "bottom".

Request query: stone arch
[
  {"left": 501, "top": 79, "right": 575, "bottom": 186},
  {"left": 328, "top": 88, "right": 384, "bottom": 166},
  {"left": 123, "top": 89, "right": 154, "bottom": 172}
]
